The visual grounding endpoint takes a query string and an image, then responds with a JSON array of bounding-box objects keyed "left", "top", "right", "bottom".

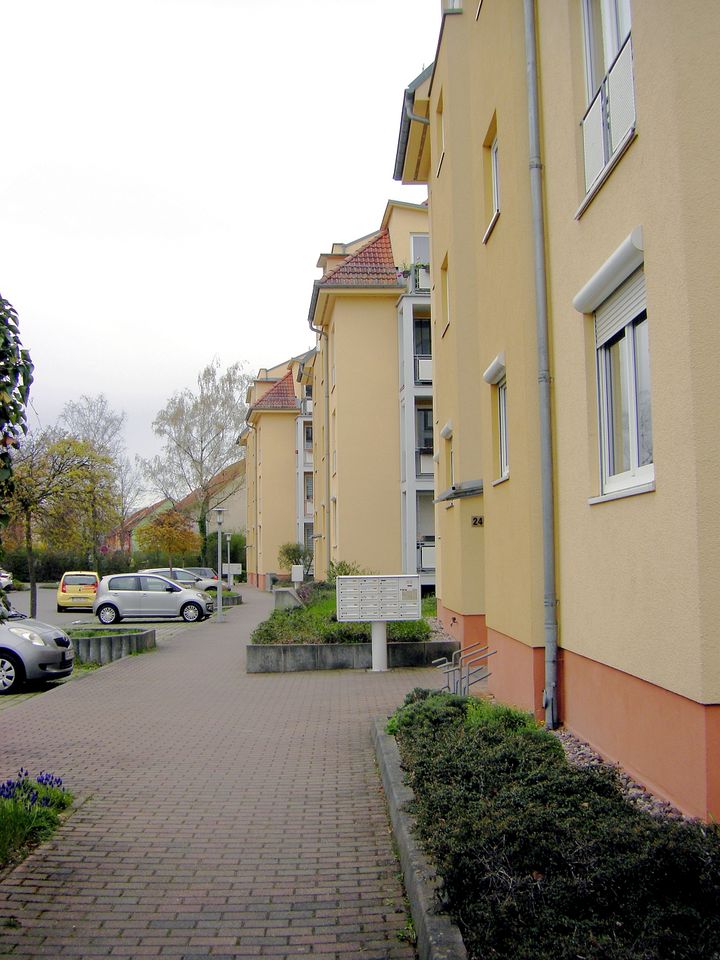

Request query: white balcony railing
[
  {"left": 581, "top": 34, "right": 635, "bottom": 193},
  {"left": 416, "top": 448, "right": 434, "bottom": 478},
  {"left": 415, "top": 355, "right": 432, "bottom": 384},
  {"left": 418, "top": 542, "right": 436, "bottom": 572}
]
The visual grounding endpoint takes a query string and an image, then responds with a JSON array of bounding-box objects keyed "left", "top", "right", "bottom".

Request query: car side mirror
[{"left": 166, "top": 586, "right": 175, "bottom": 592}]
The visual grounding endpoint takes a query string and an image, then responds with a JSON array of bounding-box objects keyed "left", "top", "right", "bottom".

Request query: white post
[
  {"left": 371, "top": 621, "right": 388, "bottom": 672},
  {"left": 226, "top": 534, "right": 232, "bottom": 590},
  {"left": 214, "top": 508, "right": 224, "bottom": 622}
]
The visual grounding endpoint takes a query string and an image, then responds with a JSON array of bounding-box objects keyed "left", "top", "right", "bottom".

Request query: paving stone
[{"left": 0, "top": 586, "right": 437, "bottom": 958}]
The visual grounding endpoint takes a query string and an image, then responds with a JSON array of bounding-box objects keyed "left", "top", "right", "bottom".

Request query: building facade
[
  {"left": 240, "top": 356, "right": 313, "bottom": 589},
  {"left": 396, "top": 0, "right": 720, "bottom": 819},
  {"left": 307, "top": 201, "right": 435, "bottom": 587}
]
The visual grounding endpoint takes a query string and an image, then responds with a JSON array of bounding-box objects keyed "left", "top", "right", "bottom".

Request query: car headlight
[{"left": 8, "top": 626, "right": 47, "bottom": 646}]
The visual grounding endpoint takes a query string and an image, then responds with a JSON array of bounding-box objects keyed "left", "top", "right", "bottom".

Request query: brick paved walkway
[{"left": 0, "top": 587, "right": 437, "bottom": 959}]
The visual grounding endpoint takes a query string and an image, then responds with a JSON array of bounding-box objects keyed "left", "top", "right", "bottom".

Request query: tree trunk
[{"left": 25, "top": 512, "right": 37, "bottom": 618}]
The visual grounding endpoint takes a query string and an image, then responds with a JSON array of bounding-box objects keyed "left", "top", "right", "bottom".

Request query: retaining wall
[
  {"left": 246, "top": 639, "right": 459, "bottom": 674},
  {"left": 72, "top": 628, "right": 156, "bottom": 665}
]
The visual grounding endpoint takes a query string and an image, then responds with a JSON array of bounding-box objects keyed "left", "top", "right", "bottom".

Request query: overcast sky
[{"left": 1, "top": 0, "right": 437, "bottom": 462}]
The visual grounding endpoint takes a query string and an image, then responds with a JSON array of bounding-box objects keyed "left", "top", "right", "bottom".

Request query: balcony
[
  {"left": 301, "top": 398, "right": 313, "bottom": 416},
  {"left": 415, "top": 448, "right": 434, "bottom": 478},
  {"left": 417, "top": 538, "right": 436, "bottom": 572},
  {"left": 414, "top": 354, "right": 432, "bottom": 384},
  {"left": 304, "top": 499, "right": 313, "bottom": 518}
]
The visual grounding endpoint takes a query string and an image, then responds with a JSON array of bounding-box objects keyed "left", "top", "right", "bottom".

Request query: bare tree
[
  {"left": 142, "top": 360, "right": 250, "bottom": 556},
  {"left": 59, "top": 393, "right": 125, "bottom": 458}
]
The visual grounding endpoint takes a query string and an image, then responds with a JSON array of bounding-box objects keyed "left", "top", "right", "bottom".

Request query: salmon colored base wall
[
  {"left": 474, "top": 625, "right": 720, "bottom": 820},
  {"left": 248, "top": 573, "right": 268, "bottom": 590},
  {"left": 486, "top": 627, "right": 546, "bottom": 722},
  {"left": 248, "top": 573, "right": 258, "bottom": 587},
  {"left": 563, "top": 649, "right": 720, "bottom": 821},
  {"left": 437, "top": 600, "right": 487, "bottom": 651}
]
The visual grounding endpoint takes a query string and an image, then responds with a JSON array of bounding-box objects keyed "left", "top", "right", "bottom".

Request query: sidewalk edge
[{"left": 372, "top": 719, "right": 468, "bottom": 960}]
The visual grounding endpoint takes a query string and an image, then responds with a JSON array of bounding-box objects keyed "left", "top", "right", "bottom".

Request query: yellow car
[{"left": 57, "top": 571, "right": 99, "bottom": 612}]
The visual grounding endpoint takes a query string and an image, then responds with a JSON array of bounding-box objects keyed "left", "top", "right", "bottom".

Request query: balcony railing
[
  {"left": 581, "top": 34, "right": 635, "bottom": 193},
  {"left": 417, "top": 539, "right": 436, "bottom": 572},
  {"left": 301, "top": 398, "right": 313, "bottom": 416},
  {"left": 415, "top": 448, "right": 434, "bottom": 478},
  {"left": 414, "top": 354, "right": 432, "bottom": 384}
]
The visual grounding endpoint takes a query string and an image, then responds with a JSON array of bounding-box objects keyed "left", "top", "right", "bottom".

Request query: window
[
  {"left": 108, "top": 576, "right": 140, "bottom": 591},
  {"left": 304, "top": 473, "right": 313, "bottom": 501},
  {"left": 440, "top": 258, "right": 451, "bottom": 338},
  {"left": 414, "top": 318, "right": 431, "bottom": 356},
  {"left": 436, "top": 92, "right": 445, "bottom": 176},
  {"left": 304, "top": 424, "right": 313, "bottom": 448},
  {"left": 482, "top": 116, "right": 500, "bottom": 243},
  {"left": 596, "top": 268, "right": 652, "bottom": 494},
  {"left": 498, "top": 378, "right": 509, "bottom": 479},
  {"left": 581, "top": 0, "right": 635, "bottom": 193},
  {"left": 416, "top": 405, "right": 433, "bottom": 451},
  {"left": 411, "top": 234, "right": 431, "bottom": 291},
  {"left": 141, "top": 576, "right": 170, "bottom": 593}
]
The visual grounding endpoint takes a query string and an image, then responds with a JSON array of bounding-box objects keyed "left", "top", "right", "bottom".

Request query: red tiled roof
[
  {"left": 251, "top": 370, "right": 299, "bottom": 412},
  {"left": 322, "top": 230, "right": 400, "bottom": 287},
  {"left": 175, "top": 460, "right": 246, "bottom": 512}
]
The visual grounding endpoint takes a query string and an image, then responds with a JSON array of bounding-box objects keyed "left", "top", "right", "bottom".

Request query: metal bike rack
[{"left": 432, "top": 639, "right": 496, "bottom": 695}]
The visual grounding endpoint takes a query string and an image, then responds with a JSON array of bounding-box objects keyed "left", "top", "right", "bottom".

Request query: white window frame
[
  {"left": 595, "top": 271, "right": 653, "bottom": 495},
  {"left": 482, "top": 137, "right": 501, "bottom": 244},
  {"left": 498, "top": 377, "right": 509, "bottom": 480},
  {"left": 580, "top": 0, "right": 635, "bottom": 196}
]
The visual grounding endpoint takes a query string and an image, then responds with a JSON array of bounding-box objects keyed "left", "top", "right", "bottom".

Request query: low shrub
[
  {"left": 389, "top": 691, "right": 720, "bottom": 960},
  {"left": 251, "top": 584, "right": 432, "bottom": 645},
  {"left": 0, "top": 769, "right": 73, "bottom": 868}
]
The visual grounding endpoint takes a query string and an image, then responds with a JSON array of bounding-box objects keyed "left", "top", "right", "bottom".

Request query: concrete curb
[{"left": 372, "top": 719, "right": 467, "bottom": 960}]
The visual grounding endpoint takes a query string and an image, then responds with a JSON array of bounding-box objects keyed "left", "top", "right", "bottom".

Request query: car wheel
[
  {"left": 0, "top": 652, "right": 25, "bottom": 694},
  {"left": 181, "top": 602, "right": 202, "bottom": 623},
  {"left": 205, "top": 585, "right": 217, "bottom": 593},
  {"left": 97, "top": 604, "right": 120, "bottom": 625},
  {"left": 57, "top": 604, "right": 65, "bottom": 613}
]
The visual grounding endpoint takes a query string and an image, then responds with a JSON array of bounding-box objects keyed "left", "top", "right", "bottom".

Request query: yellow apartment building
[
  {"left": 306, "top": 201, "right": 435, "bottom": 586},
  {"left": 239, "top": 355, "right": 313, "bottom": 590},
  {"left": 396, "top": 0, "right": 720, "bottom": 819}
]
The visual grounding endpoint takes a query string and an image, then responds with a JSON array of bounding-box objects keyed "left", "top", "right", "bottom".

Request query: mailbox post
[{"left": 336, "top": 575, "right": 421, "bottom": 672}]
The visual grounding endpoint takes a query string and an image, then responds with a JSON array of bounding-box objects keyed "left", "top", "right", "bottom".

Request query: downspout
[
  {"left": 523, "top": 0, "right": 559, "bottom": 729},
  {"left": 404, "top": 88, "right": 430, "bottom": 127},
  {"left": 309, "top": 296, "right": 332, "bottom": 574}
]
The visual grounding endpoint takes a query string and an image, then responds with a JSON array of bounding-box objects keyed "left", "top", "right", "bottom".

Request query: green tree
[
  {"left": 142, "top": 360, "right": 250, "bottom": 557},
  {"left": 134, "top": 510, "right": 201, "bottom": 571},
  {"left": 278, "top": 542, "right": 313, "bottom": 576},
  {"left": 0, "top": 295, "right": 33, "bottom": 529},
  {"left": 59, "top": 393, "right": 144, "bottom": 554},
  {"left": 8, "top": 431, "right": 99, "bottom": 616}
]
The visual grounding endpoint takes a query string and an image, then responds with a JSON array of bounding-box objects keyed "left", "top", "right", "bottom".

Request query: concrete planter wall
[
  {"left": 218, "top": 593, "right": 243, "bottom": 607},
  {"left": 72, "top": 628, "right": 156, "bottom": 665},
  {"left": 246, "top": 639, "right": 459, "bottom": 674}
]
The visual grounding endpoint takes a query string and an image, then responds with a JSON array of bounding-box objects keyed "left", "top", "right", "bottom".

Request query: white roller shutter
[{"left": 595, "top": 267, "right": 645, "bottom": 347}]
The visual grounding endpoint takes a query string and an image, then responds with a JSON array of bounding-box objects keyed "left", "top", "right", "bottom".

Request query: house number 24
[{"left": 471, "top": 516, "right": 484, "bottom": 527}]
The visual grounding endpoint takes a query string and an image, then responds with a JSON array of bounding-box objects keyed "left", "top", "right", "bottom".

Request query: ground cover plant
[
  {"left": 0, "top": 769, "right": 72, "bottom": 868},
  {"left": 387, "top": 690, "right": 720, "bottom": 960},
  {"left": 251, "top": 582, "right": 431, "bottom": 645}
]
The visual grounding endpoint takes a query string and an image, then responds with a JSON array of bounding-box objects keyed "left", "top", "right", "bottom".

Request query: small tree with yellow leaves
[{"left": 135, "top": 510, "right": 200, "bottom": 572}]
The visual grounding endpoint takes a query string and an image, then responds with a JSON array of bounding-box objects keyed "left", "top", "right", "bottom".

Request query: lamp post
[
  {"left": 214, "top": 507, "right": 225, "bottom": 621},
  {"left": 225, "top": 533, "right": 232, "bottom": 590}
]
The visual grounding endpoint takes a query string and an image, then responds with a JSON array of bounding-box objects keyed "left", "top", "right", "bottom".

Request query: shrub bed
[
  {"left": 0, "top": 769, "right": 72, "bottom": 868},
  {"left": 387, "top": 690, "right": 720, "bottom": 960},
  {"left": 251, "top": 582, "right": 431, "bottom": 645}
]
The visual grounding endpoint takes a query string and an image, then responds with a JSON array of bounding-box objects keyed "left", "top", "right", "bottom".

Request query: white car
[
  {"left": 139, "top": 567, "right": 219, "bottom": 593},
  {"left": 0, "top": 569, "right": 14, "bottom": 591},
  {"left": 0, "top": 604, "right": 74, "bottom": 694},
  {"left": 93, "top": 573, "right": 214, "bottom": 624}
]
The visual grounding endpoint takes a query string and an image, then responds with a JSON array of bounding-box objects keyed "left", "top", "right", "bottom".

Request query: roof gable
[
  {"left": 251, "top": 370, "right": 298, "bottom": 412},
  {"left": 321, "top": 230, "right": 400, "bottom": 288}
]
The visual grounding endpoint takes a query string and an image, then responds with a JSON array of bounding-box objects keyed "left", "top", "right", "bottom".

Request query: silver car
[
  {"left": 93, "top": 573, "right": 213, "bottom": 624},
  {"left": 0, "top": 604, "right": 74, "bottom": 694},
  {"left": 139, "top": 567, "right": 219, "bottom": 593}
]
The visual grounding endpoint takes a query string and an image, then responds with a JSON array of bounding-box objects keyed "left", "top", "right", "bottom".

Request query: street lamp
[
  {"left": 214, "top": 507, "right": 225, "bottom": 622},
  {"left": 225, "top": 533, "right": 232, "bottom": 590}
]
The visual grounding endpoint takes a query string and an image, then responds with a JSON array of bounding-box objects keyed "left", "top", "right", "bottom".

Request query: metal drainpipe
[
  {"left": 309, "top": 316, "right": 332, "bottom": 575},
  {"left": 523, "top": 0, "right": 559, "bottom": 729}
]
